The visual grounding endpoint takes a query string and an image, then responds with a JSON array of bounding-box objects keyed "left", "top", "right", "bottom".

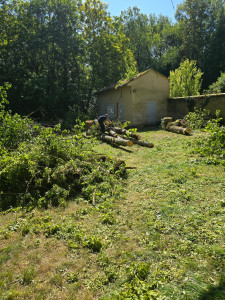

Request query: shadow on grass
[
  {"left": 111, "top": 144, "right": 133, "bottom": 153},
  {"left": 135, "top": 125, "right": 162, "bottom": 133},
  {"left": 198, "top": 276, "right": 225, "bottom": 300}
]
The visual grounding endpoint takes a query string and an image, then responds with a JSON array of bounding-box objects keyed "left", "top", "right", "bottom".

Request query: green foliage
[
  {"left": 83, "top": 235, "right": 103, "bottom": 252},
  {"left": 0, "top": 126, "right": 125, "bottom": 210},
  {"left": 175, "top": 0, "right": 225, "bottom": 89},
  {"left": 120, "top": 8, "right": 182, "bottom": 75},
  {"left": 1, "top": 0, "right": 225, "bottom": 122},
  {"left": 0, "top": 113, "right": 39, "bottom": 150},
  {"left": 0, "top": 89, "right": 126, "bottom": 210},
  {"left": 101, "top": 262, "right": 161, "bottom": 299},
  {"left": 21, "top": 267, "right": 35, "bottom": 285},
  {"left": 0, "top": 0, "right": 137, "bottom": 123},
  {"left": 0, "top": 83, "right": 11, "bottom": 113},
  {"left": 193, "top": 111, "right": 225, "bottom": 164},
  {"left": 186, "top": 108, "right": 210, "bottom": 129},
  {"left": 126, "top": 262, "right": 150, "bottom": 281},
  {"left": 100, "top": 213, "right": 116, "bottom": 225},
  {"left": 1, "top": 127, "right": 225, "bottom": 299},
  {"left": 206, "top": 73, "right": 225, "bottom": 94},
  {"left": 103, "top": 278, "right": 160, "bottom": 300},
  {"left": 0, "top": 83, "right": 38, "bottom": 150},
  {"left": 169, "top": 59, "right": 203, "bottom": 97},
  {"left": 67, "top": 272, "right": 79, "bottom": 283}
]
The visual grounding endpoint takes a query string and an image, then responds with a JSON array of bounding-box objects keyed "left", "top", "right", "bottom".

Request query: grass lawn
[{"left": 0, "top": 128, "right": 225, "bottom": 299}]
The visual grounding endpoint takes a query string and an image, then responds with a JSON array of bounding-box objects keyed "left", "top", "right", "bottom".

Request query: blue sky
[{"left": 105, "top": 0, "right": 184, "bottom": 22}]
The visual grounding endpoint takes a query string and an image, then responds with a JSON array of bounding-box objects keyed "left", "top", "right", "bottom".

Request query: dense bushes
[
  {"left": 0, "top": 124, "right": 125, "bottom": 210},
  {"left": 188, "top": 110, "right": 225, "bottom": 165},
  {"left": 186, "top": 108, "right": 210, "bottom": 129},
  {"left": 0, "top": 85, "right": 126, "bottom": 211}
]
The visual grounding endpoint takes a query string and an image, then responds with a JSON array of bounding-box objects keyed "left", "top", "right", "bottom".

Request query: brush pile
[{"left": 161, "top": 117, "right": 192, "bottom": 135}]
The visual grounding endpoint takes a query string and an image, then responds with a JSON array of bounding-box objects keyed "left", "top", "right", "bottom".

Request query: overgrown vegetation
[
  {"left": 192, "top": 110, "right": 225, "bottom": 165},
  {"left": 186, "top": 108, "right": 211, "bottom": 129},
  {"left": 0, "top": 85, "right": 126, "bottom": 211},
  {"left": 206, "top": 72, "right": 225, "bottom": 94}
]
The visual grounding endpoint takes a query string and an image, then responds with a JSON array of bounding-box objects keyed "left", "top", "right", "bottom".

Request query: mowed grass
[{"left": 0, "top": 128, "right": 225, "bottom": 299}]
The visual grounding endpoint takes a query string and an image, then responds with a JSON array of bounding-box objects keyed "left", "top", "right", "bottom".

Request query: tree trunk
[
  {"left": 173, "top": 119, "right": 188, "bottom": 127},
  {"left": 101, "top": 134, "right": 133, "bottom": 146},
  {"left": 166, "top": 124, "right": 192, "bottom": 135},
  {"left": 128, "top": 138, "right": 154, "bottom": 148},
  {"left": 108, "top": 129, "right": 118, "bottom": 137},
  {"left": 113, "top": 127, "right": 141, "bottom": 140}
]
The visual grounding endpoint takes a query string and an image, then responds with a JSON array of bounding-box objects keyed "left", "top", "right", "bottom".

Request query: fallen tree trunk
[
  {"left": 174, "top": 119, "right": 188, "bottom": 127},
  {"left": 108, "top": 129, "right": 118, "bottom": 137},
  {"left": 128, "top": 138, "right": 154, "bottom": 148},
  {"left": 113, "top": 127, "right": 141, "bottom": 140},
  {"left": 166, "top": 124, "right": 192, "bottom": 135},
  {"left": 101, "top": 134, "right": 133, "bottom": 147}
]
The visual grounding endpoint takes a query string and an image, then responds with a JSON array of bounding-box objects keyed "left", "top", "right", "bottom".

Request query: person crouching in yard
[{"left": 98, "top": 114, "right": 109, "bottom": 133}]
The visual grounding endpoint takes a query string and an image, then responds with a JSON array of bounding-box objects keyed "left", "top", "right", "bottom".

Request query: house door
[
  {"left": 119, "top": 103, "right": 125, "bottom": 123},
  {"left": 146, "top": 102, "right": 157, "bottom": 124},
  {"left": 107, "top": 104, "right": 115, "bottom": 120}
]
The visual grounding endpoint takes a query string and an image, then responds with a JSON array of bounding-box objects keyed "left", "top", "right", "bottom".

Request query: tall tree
[
  {"left": 175, "top": 0, "right": 225, "bottom": 89},
  {"left": 0, "top": 0, "right": 84, "bottom": 119},
  {"left": 120, "top": 7, "right": 152, "bottom": 72},
  {"left": 169, "top": 59, "right": 203, "bottom": 97},
  {"left": 203, "top": 1, "right": 225, "bottom": 87},
  {"left": 120, "top": 8, "right": 182, "bottom": 76},
  {"left": 80, "top": 0, "right": 137, "bottom": 112}
]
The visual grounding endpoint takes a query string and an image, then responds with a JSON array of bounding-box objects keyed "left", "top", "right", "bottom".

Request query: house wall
[
  {"left": 168, "top": 93, "right": 225, "bottom": 119},
  {"left": 97, "top": 70, "right": 170, "bottom": 126},
  {"left": 128, "top": 70, "right": 169, "bottom": 125},
  {"left": 97, "top": 86, "right": 133, "bottom": 122}
]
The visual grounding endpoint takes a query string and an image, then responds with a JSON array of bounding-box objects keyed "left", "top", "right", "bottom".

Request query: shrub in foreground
[
  {"left": 0, "top": 126, "right": 125, "bottom": 210},
  {"left": 193, "top": 111, "right": 225, "bottom": 164}
]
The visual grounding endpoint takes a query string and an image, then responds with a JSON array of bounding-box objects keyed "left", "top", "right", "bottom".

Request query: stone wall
[{"left": 167, "top": 93, "right": 225, "bottom": 119}]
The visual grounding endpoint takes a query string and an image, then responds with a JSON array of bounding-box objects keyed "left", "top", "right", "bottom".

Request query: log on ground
[
  {"left": 128, "top": 138, "right": 154, "bottom": 148},
  {"left": 113, "top": 127, "right": 141, "bottom": 140},
  {"left": 108, "top": 129, "right": 118, "bottom": 137},
  {"left": 174, "top": 119, "right": 188, "bottom": 127},
  {"left": 166, "top": 124, "right": 192, "bottom": 135},
  {"left": 101, "top": 134, "right": 133, "bottom": 146}
]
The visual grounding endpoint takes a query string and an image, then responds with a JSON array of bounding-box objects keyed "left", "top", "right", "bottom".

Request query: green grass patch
[{"left": 0, "top": 128, "right": 225, "bottom": 299}]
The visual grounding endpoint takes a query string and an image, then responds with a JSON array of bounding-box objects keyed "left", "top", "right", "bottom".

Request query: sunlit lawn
[{"left": 0, "top": 128, "right": 225, "bottom": 299}]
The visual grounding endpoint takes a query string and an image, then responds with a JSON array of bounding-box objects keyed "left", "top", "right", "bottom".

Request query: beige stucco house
[{"left": 96, "top": 69, "right": 170, "bottom": 126}]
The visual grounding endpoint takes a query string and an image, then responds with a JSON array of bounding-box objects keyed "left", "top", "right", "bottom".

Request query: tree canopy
[
  {"left": 169, "top": 59, "right": 203, "bottom": 97},
  {"left": 0, "top": 0, "right": 225, "bottom": 123}
]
